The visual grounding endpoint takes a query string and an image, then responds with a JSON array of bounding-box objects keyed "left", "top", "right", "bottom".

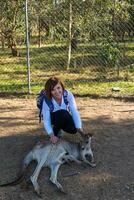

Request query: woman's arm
[
  {"left": 42, "top": 100, "right": 53, "bottom": 135},
  {"left": 67, "top": 91, "right": 82, "bottom": 130},
  {"left": 42, "top": 100, "right": 59, "bottom": 143}
]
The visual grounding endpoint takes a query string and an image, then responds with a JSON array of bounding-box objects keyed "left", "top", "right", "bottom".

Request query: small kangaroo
[{"left": 0, "top": 133, "right": 96, "bottom": 196}]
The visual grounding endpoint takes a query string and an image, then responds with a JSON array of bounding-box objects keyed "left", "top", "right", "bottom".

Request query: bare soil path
[{"left": 0, "top": 97, "right": 134, "bottom": 200}]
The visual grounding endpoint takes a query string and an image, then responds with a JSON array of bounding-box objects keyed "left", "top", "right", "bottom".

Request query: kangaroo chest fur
[{"left": 33, "top": 142, "right": 67, "bottom": 167}]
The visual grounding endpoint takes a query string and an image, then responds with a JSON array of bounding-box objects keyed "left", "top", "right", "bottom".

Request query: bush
[{"left": 100, "top": 37, "right": 121, "bottom": 68}]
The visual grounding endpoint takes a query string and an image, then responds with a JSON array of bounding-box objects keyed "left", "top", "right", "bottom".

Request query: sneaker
[{"left": 58, "top": 130, "right": 64, "bottom": 138}]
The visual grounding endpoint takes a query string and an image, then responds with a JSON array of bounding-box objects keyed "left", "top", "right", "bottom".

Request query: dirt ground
[{"left": 0, "top": 97, "right": 134, "bottom": 200}]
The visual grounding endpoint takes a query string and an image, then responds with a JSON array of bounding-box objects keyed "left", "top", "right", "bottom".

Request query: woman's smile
[{"left": 51, "top": 83, "right": 63, "bottom": 100}]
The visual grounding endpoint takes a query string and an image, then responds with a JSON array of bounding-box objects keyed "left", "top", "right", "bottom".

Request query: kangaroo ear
[
  {"left": 78, "top": 130, "right": 85, "bottom": 138},
  {"left": 87, "top": 133, "right": 93, "bottom": 137},
  {"left": 81, "top": 133, "right": 88, "bottom": 140}
]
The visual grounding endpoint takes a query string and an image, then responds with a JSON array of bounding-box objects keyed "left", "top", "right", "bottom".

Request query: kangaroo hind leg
[
  {"left": 50, "top": 163, "right": 66, "bottom": 193},
  {"left": 30, "top": 161, "right": 44, "bottom": 197},
  {"left": 63, "top": 154, "right": 81, "bottom": 164}
]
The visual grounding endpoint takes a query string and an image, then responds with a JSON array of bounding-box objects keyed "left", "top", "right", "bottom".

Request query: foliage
[
  {"left": 0, "top": 0, "right": 133, "bottom": 48},
  {"left": 0, "top": 0, "right": 134, "bottom": 97},
  {"left": 100, "top": 36, "right": 121, "bottom": 68},
  {"left": 0, "top": 0, "right": 25, "bottom": 55}
]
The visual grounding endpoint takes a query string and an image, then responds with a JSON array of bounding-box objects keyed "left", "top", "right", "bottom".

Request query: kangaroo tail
[{"left": 0, "top": 150, "right": 34, "bottom": 187}]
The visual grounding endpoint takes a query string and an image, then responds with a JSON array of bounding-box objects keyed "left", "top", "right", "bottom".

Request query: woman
[{"left": 42, "top": 77, "right": 83, "bottom": 143}]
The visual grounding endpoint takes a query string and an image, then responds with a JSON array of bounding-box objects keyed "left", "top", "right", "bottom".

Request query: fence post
[{"left": 25, "top": 0, "right": 31, "bottom": 94}]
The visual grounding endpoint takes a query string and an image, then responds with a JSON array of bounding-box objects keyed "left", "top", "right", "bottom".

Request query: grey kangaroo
[{"left": 0, "top": 133, "right": 96, "bottom": 196}]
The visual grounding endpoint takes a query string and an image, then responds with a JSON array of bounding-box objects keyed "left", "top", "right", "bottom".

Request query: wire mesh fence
[{"left": 0, "top": 0, "right": 134, "bottom": 97}]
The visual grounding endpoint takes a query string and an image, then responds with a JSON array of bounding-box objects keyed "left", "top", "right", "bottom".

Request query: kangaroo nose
[{"left": 85, "top": 154, "right": 92, "bottom": 162}]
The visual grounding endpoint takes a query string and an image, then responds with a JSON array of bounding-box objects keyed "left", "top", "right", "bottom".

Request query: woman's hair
[{"left": 45, "top": 77, "right": 65, "bottom": 99}]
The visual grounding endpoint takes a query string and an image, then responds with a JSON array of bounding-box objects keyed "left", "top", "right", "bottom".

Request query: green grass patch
[{"left": 0, "top": 41, "right": 134, "bottom": 97}]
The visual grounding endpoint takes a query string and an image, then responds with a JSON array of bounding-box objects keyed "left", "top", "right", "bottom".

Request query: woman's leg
[
  {"left": 51, "top": 110, "right": 64, "bottom": 136},
  {"left": 61, "top": 111, "right": 77, "bottom": 134},
  {"left": 51, "top": 110, "right": 77, "bottom": 136}
]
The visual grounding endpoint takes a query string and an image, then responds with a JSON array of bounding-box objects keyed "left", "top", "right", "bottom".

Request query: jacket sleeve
[
  {"left": 67, "top": 91, "right": 82, "bottom": 129},
  {"left": 42, "top": 100, "right": 53, "bottom": 135}
]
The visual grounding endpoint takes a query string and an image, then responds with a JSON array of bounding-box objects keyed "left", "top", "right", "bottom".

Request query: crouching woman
[{"left": 42, "top": 77, "right": 83, "bottom": 143}]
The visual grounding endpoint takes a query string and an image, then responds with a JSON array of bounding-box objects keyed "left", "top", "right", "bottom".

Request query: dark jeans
[{"left": 50, "top": 109, "right": 77, "bottom": 136}]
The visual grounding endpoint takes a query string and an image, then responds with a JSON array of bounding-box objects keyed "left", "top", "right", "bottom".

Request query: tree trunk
[
  {"left": 11, "top": 42, "right": 18, "bottom": 57},
  {"left": 50, "top": 27, "right": 54, "bottom": 41},
  {"left": 38, "top": 16, "right": 41, "bottom": 48},
  {"left": 10, "top": 38, "right": 18, "bottom": 56},
  {"left": 1, "top": 36, "right": 5, "bottom": 51},
  {"left": 67, "top": 0, "right": 72, "bottom": 70},
  {"left": 111, "top": 0, "right": 116, "bottom": 38}
]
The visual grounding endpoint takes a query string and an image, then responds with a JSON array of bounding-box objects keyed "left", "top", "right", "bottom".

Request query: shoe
[{"left": 58, "top": 130, "right": 64, "bottom": 138}]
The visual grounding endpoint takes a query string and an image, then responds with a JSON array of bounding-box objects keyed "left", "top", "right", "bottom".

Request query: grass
[
  {"left": 0, "top": 41, "right": 134, "bottom": 98},
  {"left": 69, "top": 81, "right": 134, "bottom": 97}
]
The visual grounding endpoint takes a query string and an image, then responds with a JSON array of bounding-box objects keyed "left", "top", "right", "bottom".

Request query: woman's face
[{"left": 51, "top": 83, "right": 63, "bottom": 100}]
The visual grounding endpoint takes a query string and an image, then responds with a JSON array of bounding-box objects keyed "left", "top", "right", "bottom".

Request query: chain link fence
[{"left": 0, "top": 0, "right": 134, "bottom": 97}]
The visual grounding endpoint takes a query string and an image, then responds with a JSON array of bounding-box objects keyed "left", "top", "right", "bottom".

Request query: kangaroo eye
[
  {"left": 82, "top": 147, "right": 85, "bottom": 150},
  {"left": 86, "top": 141, "right": 88, "bottom": 144}
]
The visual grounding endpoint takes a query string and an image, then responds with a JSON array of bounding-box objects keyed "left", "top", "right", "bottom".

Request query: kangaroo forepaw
[
  {"left": 59, "top": 187, "right": 67, "bottom": 194},
  {"left": 90, "top": 162, "right": 96, "bottom": 167},
  {"left": 35, "top": 190, "right": 42, "bottom": 198},
  {"left": 76, "top": 160, "right": 82, "bottom": 164},
  {"left": 33, "top": 185, "right": 41, "bottom": 198}
]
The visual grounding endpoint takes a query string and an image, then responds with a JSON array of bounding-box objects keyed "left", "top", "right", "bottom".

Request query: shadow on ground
[{"left": 0, "top": 98, "right": 134, "bottom": 200}]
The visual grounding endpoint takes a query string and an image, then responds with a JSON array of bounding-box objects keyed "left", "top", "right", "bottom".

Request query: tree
[{"left": 0, "top": 0, "right": 25, "bottom": 56}]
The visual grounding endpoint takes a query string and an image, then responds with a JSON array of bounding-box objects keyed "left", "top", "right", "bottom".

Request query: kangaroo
[{"left": 0, "top": 133, "right": 95, "bottom": 196}]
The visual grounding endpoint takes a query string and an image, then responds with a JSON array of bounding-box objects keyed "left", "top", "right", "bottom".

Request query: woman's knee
[
  {"left": 63, "top": 126, "right": 77, "bottom": 134},
  {"left": 70, "top": 128, "right": 77, "bottom": 134},
  {"left": 55, "top": 110, "right": 72, "bottom": 122}
]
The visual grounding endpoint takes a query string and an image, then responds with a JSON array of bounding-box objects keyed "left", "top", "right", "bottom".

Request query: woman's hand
[
  {"left": 50, "top": 134, "right": 59, "bottom": 143},
  {"left": 77, "top": 128, "right": 85, "bottom": 137},
  {"left": 77, "top": 128, "right": 83, "bottom": 134}
]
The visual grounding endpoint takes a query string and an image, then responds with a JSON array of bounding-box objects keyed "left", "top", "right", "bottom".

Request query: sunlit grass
[{"left": 0, "top": 41, "right": 134, "bottom": 97}]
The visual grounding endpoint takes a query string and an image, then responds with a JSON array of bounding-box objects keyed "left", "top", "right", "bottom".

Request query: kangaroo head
[
  {"left": 79, "top": 133, "right": 94, "bottom": 162},
  {"left": 80, "top": 133, "right": 92, "bottom": 150}
]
